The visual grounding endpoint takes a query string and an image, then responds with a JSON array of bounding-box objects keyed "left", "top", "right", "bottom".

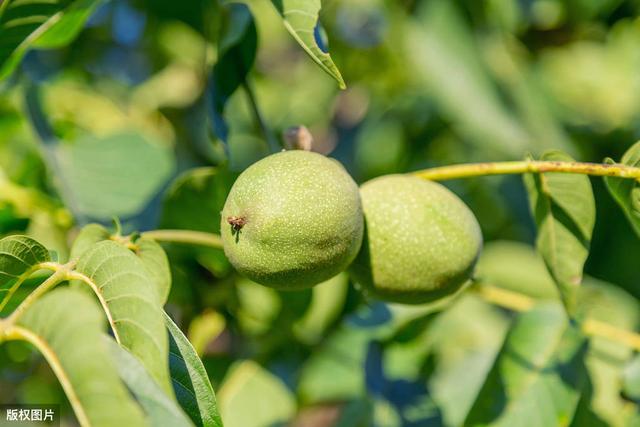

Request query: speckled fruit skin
[
  {"left": 221, "top": 150, "right": 364, "bottom": 289},
  {"left": 350, "top": 175, "right": 482, "bottom": 304}
]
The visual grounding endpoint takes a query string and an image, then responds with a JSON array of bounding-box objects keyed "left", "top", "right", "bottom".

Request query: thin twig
[
  {"left": 413, "top": 160, "right": 640, "bottom": 181},
  {"left": 6, "top": 266, "right": 68, "bottom": 324},
  {"left": 141, "top": 229, "right": 224, "bottom": 249}
]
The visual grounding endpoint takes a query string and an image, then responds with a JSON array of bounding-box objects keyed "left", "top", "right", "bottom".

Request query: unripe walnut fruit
[
  {"left": 349, "top": 175, "right": 482, "bottom": 304},
  {"left": 221, "top": 150, "right": 364, "bottom": 289}
]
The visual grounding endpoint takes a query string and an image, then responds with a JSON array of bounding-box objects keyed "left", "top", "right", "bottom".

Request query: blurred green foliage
[{"left": 2, "top": 0, "right": 640, "bottom": 426}]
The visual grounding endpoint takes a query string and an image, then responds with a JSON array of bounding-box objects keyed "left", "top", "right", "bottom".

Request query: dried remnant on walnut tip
[{"left": 227, "top": 216, "right": 246, "bottom": 231}]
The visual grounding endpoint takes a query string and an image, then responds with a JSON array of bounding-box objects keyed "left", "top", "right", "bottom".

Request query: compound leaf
[
  {"left": 524, "top": 150, "right": 595, "bottom": 313},
  {"left": 270, "top": 0, "right": 345, "bottom": 89},
  {"left": 0, "top": 235, "right": 50, "bottom": 310},
  {"left": 14, "top": 288, "right": 147, "bottom": 427},
  {"left": 74, "top": 240, "right": 172, "bottom": 395},
  {"left": 165, "top": 312, "right": 223, "bottom": 427},
  {"left": 464, "top": 303, "right": 589, "bottom": 426}
]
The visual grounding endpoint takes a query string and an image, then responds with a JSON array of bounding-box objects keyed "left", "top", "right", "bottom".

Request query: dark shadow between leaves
[{"left": 364, "top": 341, "right": 443, "bottom": 426}]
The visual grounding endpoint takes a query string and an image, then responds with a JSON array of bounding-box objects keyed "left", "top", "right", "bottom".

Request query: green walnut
[
  {"left": 350, "top": 175, "right": 482, "bottom": 304},
  {"left": 221, "top": 150, "right": 364, "bottom": 289}
]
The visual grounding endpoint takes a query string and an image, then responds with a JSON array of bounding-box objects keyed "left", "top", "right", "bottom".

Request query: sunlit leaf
[
  {"left": 524, "top": 150, "right": 595, "bottom": 313},
  {"left": 270, "top": 0, "right": 346, "bottom": 89},
  {"left": 187, "top": 310, "right": 225, "bottom": 357},
  {"left": 293, "top": 272, "right": 348, "bottom": 344},
  {"left": 465, "top": 303, "right": 589, "bottom": 426},
  {"left": 479, "top": 242, "right": 640, "bottom": 426},
  {"left": 475, "top": 240, "right": 559, "bottom": 300},
  {"left": 14, "top": 288, "right": 147, "bottom": 427},
  {"left": 108, "top": 338, "right": 194, "bottom": 427},
  {"left": 165, "top": 312, "right": 223, "bottom": 427},
  {"left": 74, "top": 240, "right": 172, "bottom": 395},
  {"left": 604, "top": 141, "right": 640, "bottom": 237},
  {"left": 136, "top": 238, "right": 172, "bottom": 305},
  {"left": 219, "top": 360, "right": 295, "bottom": 427},
  {"left": 0, "top": 0, "right": 104, "bottom": 80},
  {"left": 69, "top": 223, "right": 172, "bottom": 304},
  {"left": 235, "top": 277, "right": 281, "bottom": 336},
  {"left": 623, "top": 355, "right": 640, "bottom": 402},
  {"left": 69, "top": 223, "right": 111, "bottom": 260},
  {"left": 0, "top": 235, "right": 50, "bottom": 310},
  {"left": 578, "top": 278, "right": 640, "bottom": 426},
  {"left": 56, "top": 132, "right": 174, "bottom": 221}
]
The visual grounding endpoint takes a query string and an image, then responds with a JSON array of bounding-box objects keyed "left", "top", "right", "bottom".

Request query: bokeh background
[{"left": 2, "top": 0, "right": 640, "bottom": 425}]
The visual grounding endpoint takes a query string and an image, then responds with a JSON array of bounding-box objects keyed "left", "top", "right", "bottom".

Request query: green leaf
[
  {"left": 475, "top": 240, "right": 559, "bottom": 300},
  {"left": 0, "top": 235, "right": 50, "bottom": 310},
  {"left": 523, "top": 150, "right": 595, "bottom": 313},
  {"left": 187, "top": 310, "right": 226, "bottom": 357},
  {"left": 31, "top": 0, "right": 103, "bottom": 47},
  {"left": 14, "top": 288, "right": 147, "bottom": 427},
  {"left": 270, "top": 0, "right": 346, "bottom": 89},
  {"left": 623, "top": 355, "right": 640, "bottom": 402},
  {"left": 334, "top": 400, "right": 373, "bottom": 427},
  {"left": 74, "top": 240, "right": 172, "bottom": 395},
  {"left": 478, "top": 242, "right": 640, "bottom": 426},
  {"left": 56, "top": 132, "right": 174, "bottom": 221},
  {"left": 136, "top": 238, "right": 172, "bottom": 305},
  {"left": 421, "top": 295, "right": 510, "bottom": 426},
  {"left": 69, "top": 224, "right": 172, "bottom": 304},
  {"left": 298, "top": 301, "right": 448, "bottom": 405},
  {"left": 235, "top": 277, "right": 281, "bottom": 336},
  {"left": 160, "top": 167, "right": 236, "bottom": 277},
  {"left": 464, "top": 303, "right": 589, "bottom": 426},
  {"left": 406, "top": 0, "right": 531, "bottom": 157},
  {"left": 604, "top": 141, "right": 640, "bottom": 237},
  {"left": 161, "top": 167, "right": 235, "bottom": 235},
  {"left": 210, "top": 3, "right": 257, "bottom": 142},
  {"left": 69, "top": 223, "right": 111, "bottom": 260},
  {"left": 107, "top": 338, "right": 194, "bottom": 427},
  {"left": 165, "top": 312, "right": 223, "bottom": 427},
  {"left": 0, "top": 0, "right": 103, "bottom": 80},
  {"left": 578, "top": 278, "right": 640, "bottom": 426},
  {"left": 293, "top": 272, "right": 349, "bottom": 344},
  {"left": 219, "top": 360, "right": 295, "bottom": 427}
]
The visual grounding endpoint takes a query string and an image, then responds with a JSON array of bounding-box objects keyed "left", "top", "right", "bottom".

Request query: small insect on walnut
[{"left": 227, "top": 216, "right": 247, "bottom": 232}]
